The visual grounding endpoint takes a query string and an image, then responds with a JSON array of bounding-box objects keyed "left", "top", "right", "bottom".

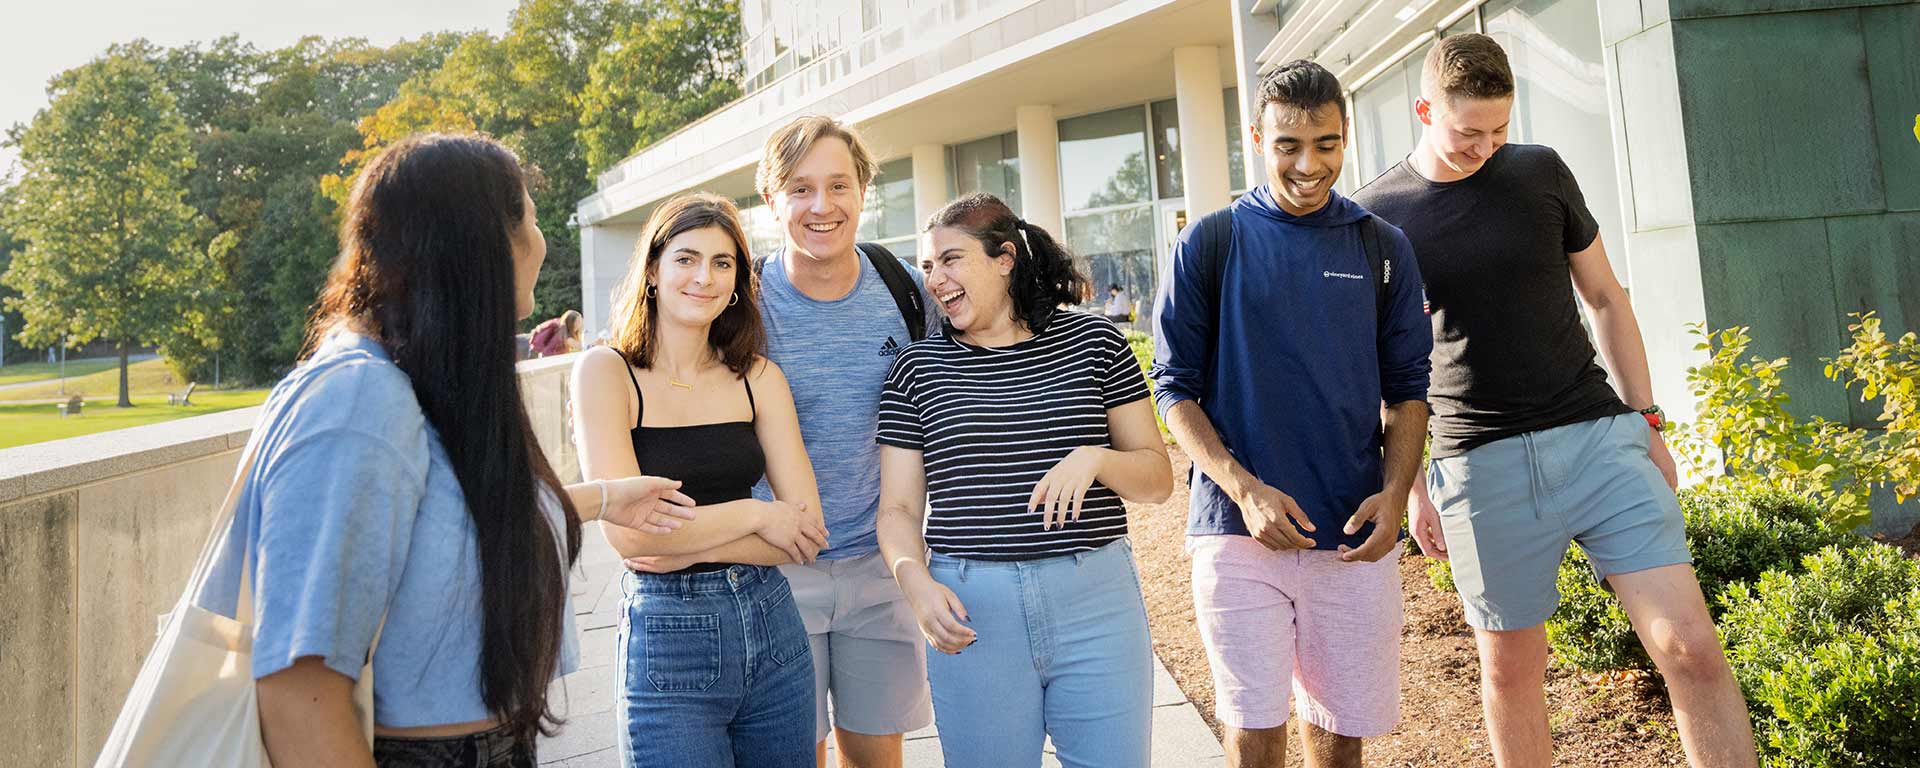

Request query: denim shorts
[
  {"left": 1428, "top": 412, "right": 1692, "bottom": 630},
  {"left": 924, "top": 538, "right": 1154, "bottom": 768},
  {"left": 614, "top": 565, "right": 815, "bottom": 768},
  {"left": 373, "top": 725, "right": 531, "bottom": 768}
]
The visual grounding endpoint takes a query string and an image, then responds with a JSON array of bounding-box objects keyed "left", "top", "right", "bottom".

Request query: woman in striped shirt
[{"left": 875, "top": 193, "right": 1173, "bottom": 768}]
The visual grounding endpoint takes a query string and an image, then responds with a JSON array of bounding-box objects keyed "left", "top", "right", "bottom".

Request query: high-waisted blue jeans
[
  {"left": 925, "top": 538, "right": 1154, "bottom": 768},
  {"left": 615, "top": 565, "right": 814, "bottom": 768}
]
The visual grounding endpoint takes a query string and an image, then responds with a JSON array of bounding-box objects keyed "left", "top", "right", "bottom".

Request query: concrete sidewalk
[{"left": 538, "top": 524, "right": 1224, "bottom": 767}]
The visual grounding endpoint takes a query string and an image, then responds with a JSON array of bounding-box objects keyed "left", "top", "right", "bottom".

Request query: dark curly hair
[{"left": 923, "top": 193, "right": 1089, "bottom": 332}]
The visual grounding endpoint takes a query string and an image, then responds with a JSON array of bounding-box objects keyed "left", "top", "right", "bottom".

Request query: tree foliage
[
  {"left": 3, "top": 0, "right": 743, "bottom": 386},
  {"left": 1, "top": 51, "right": 214, "bottom": 406}
]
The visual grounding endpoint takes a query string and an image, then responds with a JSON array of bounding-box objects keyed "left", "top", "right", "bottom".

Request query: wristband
[
  {"left": 597, "top": 478, "right": 610, "bottom": 521},
  {"left": 1639, "top": 404, "right": 1666, "bottom": 432}
]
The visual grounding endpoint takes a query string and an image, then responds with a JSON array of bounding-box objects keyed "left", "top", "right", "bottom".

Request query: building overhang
[{"left": 577, "top": 0, "right": 1235, "bottom": 229}]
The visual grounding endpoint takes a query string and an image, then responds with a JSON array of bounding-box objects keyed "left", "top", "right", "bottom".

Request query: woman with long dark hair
[
  {"left": 570, "top": 193, "right": 827, "bottom": 767},
  {"left": 875, "top": 193, "right": 1173, "bottom": 767},
  {"left": 241, "top": 133, "right": 698, "bottom": 767}
]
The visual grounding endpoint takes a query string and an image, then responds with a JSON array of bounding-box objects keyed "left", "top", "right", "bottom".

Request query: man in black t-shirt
[{"left": 1353, "top": 34, "right": 1757, "bottom": 767}]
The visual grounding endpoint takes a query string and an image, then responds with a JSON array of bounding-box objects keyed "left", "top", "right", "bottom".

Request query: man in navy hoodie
[{"left": 1151, "top": 61, "right": 1432, "bottom": 768}]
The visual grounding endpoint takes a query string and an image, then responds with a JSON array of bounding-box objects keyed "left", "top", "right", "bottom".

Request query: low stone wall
[{"left": 0, "top": 352, "right": 581, "bottom": 767}]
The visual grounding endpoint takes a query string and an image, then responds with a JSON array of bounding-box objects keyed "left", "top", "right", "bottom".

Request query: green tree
[
  {"left": 1, "top": 52, "right": 215, "bottom": 406},
  {"left": 579, "top": 0, "right": 743, "bottom": 174}
]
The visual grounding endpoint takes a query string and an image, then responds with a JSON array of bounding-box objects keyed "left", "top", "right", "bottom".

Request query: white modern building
[{"left": 580, "top": 0, "right": 1920, "bottom": 521}]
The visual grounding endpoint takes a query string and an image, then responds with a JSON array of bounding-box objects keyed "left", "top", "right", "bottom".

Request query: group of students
[{"left": 213, "top": 31, "right": 1759, "bottom": 768}]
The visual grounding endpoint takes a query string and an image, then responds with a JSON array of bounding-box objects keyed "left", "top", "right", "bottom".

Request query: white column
[
  {"left": 911, "top": 144, "right": 948, "bottom": 226},
  {"left": 578, "top": 223, "right": 643, "bottom": 338},
  {"left": 1014, "top": 105, "right": 1064, "bottom": 236},
  {"left": 1174, "top": 46, "right": 1233, "bottom": 218},
  {"left": 1228, "top": 0, "right": 1279, "bottom": 191}
]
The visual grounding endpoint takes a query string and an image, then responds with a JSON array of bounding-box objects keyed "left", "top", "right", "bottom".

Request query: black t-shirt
[{"left": 1354, "top": 143, "right": 1630, "bottom": 457}]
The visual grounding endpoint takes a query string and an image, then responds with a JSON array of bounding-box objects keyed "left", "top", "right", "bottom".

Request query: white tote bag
[{"left": 93, "top": 439, "right": 382, "bottom": 768}]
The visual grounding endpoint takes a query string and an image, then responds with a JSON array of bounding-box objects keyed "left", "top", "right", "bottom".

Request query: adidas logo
[{"left": 878, "top": 336, "right": 901, "bottom": 357}]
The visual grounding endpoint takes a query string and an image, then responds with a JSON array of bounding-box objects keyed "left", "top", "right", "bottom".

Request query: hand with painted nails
[
  {"left": 597, "top": 476, "right": 698, "bottom": 534},
  {"left": 1028, "top": 446, "right": 1109, "bottom": 532},
  {"left": 1337, "top": 488, "right": 1405, "bottom": 563},
  {"left": 1236, "top": 482, "right": 1316, "bottom": 551},
  {"left": 898, "top": 565, "right": 975, "bottom": 654}
]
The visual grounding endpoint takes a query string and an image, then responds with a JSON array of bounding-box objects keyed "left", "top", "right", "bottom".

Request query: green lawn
[
  {"left": 0, "top": 358, "right": 121, "bottom": 387},
  {"left": 0, "top": 358, "right": 190, "bottom": 402},
  {"left": 0, "top": 389, "right": 269, "bottom": 449}
]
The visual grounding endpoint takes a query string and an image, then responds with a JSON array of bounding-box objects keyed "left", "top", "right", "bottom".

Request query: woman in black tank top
[{"left": 569, "top": 194, "right": 826, "bottom": 768}]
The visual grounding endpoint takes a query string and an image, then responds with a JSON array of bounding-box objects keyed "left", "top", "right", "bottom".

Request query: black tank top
[{"left": 625, "top": 364, "right": 765, "bottom": 573}]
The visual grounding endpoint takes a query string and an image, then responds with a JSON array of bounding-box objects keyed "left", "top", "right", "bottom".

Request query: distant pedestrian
[
  {"left": 1103, "top": 283, "right": 1133, "bottom": 324},
  {"left": 529, "top": 309, "right": 583, "bottom": 357}
]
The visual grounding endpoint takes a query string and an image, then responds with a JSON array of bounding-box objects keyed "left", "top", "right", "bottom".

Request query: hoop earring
[
  {"left": 645, "top": 284, "right": 657, "bottom": 299},
  {"left": 729, "top": 293, "right": 740, "bottom": 307}
]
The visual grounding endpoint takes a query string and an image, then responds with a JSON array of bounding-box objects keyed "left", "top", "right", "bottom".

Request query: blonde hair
[{"left": 754, "top": 115, "right": 878, "bottom": 200}]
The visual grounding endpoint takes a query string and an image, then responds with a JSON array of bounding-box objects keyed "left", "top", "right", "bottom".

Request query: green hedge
[
  {"left": 1720, "top": 545, "right": 1920, "bottom": 767},
  {"left": 1546, "top": 486, "right": 1861, "bottom": 673}
]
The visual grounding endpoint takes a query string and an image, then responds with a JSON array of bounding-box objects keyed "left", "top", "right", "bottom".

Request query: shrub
[
  {"left": 1427, "top": 559, "right": 1455, "bottom": 593},
  {"left": 1675, "top": 316, "right": 1920, "bottom": 531},
  {"left": 1720, "top": 544, "right": 1920, "bottom": 768},
  {"left": 1546, "top": 486, "right": 1860, "bottom": 673}
]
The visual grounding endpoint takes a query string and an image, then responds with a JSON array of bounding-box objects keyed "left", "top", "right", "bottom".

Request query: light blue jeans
[{"left": 925, "top": 538, "right": 1153, "bottom": 768}]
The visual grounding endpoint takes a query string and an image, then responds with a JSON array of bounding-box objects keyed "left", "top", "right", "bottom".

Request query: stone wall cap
[{"left": 0, "top": 406, "right": 261, "bottom": 505}]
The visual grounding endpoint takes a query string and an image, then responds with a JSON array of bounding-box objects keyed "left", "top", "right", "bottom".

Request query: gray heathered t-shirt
[{"left": 753, "top": 248, "right": 933, "bottom": 560}]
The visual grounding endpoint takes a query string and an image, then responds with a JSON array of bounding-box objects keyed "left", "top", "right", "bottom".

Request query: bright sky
[{"left": 0, "top": 0, "right": 520, "bottom": 178}]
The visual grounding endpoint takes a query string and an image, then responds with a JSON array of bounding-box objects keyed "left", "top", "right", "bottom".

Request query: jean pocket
[
  {"left": 643, "top": 613, "right": 722, "bottom": 693},
  {"left": 758, "top": 579, "right": 810, "bottom": 668}
]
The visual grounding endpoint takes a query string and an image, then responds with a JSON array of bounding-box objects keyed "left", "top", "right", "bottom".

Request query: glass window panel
[
  {"left": 1151, "top": 99, "right": 1183, "bottom": 200},
  {"left": 1484, "top": 0, "right": 1626, "bottom": 279},
  {"left": 1224, "top": 87, "right": 1246, "bottom": 192},
  {"left": 859, "top": 158, "right": 916, "bottom": 242},
  {"left": 733, "top": 200, "right": 786, "bottom": 260},
  {"left": 952, "top": 133, "right": 1021, "bottom": 211},
  {"left": 1350, "top": 41, "right": 1429, "bottom": 186},
  {"left": 1058, "top": 107, "right": 1152, "bottom": 211},
  {"left": 1065, "top": 207, "right": 1155, "bottom": 325}
]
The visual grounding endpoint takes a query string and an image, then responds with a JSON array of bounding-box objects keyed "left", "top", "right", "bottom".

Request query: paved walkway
[{"left": 539, "top": 524, "right": 1224, "bottom": 767}]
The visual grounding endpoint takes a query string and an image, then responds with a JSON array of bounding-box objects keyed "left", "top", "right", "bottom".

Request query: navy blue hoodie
[{"left": 1150, "top": 186, "right": 1433, "bottom": 549}]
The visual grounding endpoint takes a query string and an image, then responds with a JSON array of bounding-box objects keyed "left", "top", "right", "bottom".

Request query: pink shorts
[{"left": 1188, "top": 535, "right": 1404, "bottom": 736}]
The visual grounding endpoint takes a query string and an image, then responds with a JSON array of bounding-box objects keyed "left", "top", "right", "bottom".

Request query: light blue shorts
[{"left": 1427, "top": 412, "right": 1691, "bottom": 631}]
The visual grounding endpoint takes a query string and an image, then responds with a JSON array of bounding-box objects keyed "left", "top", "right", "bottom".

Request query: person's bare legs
[
  {"left": 1224, "top": 724, "right": 1288, "bottom": 767},
  {"left": 1298, "top": 722, "right": 1361, "bottom": 768},
  {"left": 1475, "top": 625, "right": 1553, "bottom": 767},
  {"left": 816, "top": 739, "right": 827, "bottom": 767},
  {"left": 830, "top": 730, "right": 902, "bottom": 768},
  {"left": 1610, "top": 564, "right": 1758, "bottom": 768}
]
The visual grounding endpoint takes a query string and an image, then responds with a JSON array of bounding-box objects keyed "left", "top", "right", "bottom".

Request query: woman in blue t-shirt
[
  {"left": 874, "top": 193, "right": 1173, "bottom": 767},
  {"left": 570, "top": 193, "right": 828, "bottom": 768},
  {"left": 242, "top": 133, "right": 702, "bottom": 767}
]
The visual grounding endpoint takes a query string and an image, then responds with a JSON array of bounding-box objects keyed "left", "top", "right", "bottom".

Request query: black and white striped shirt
[{"left": 877, "top": 310, "right": 1151, "bottom": 560}]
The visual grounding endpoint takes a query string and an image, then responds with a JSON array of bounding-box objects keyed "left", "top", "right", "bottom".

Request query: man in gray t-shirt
[{"left": 750, "top": 115, "right": 934, "bottom": 766}]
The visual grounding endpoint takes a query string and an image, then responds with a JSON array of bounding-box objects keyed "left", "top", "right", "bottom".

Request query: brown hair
[
  {"left": 755, "top": 115, "right": 878, "bottom": 199},
  {"left": 1421, "top": 33, "right": 1515, "bottom": 102},
  {"left": 607, "top": 193, "right": 765, "bottom": 377},
  {"left": 560, "top": 309, "right": 583, "bottom": 337}
]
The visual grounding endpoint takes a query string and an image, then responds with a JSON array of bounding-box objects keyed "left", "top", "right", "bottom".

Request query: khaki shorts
[{"left": 780, "top": 552, "right": 933, "bottom": 741}]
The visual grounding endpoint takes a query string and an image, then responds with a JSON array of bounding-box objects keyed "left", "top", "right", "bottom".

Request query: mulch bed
[{"left": 1127, "top": 448, "right": 1687, "bottom": 766}]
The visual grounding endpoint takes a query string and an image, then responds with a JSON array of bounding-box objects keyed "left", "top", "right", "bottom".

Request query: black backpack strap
[
  {"left": 1194, "top": 208, "right": 1235, "bottom": 321},
  {"left": 1359, "top": 215, "right": 1390, "bottom": 330},
  {"left": 857, "top": 242, "right": 927, "bottom": 342}
]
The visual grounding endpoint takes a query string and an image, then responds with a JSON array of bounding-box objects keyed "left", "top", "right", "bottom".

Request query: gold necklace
[{"left": 669, "top": 378, "right": 694, "bottom": 391}]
